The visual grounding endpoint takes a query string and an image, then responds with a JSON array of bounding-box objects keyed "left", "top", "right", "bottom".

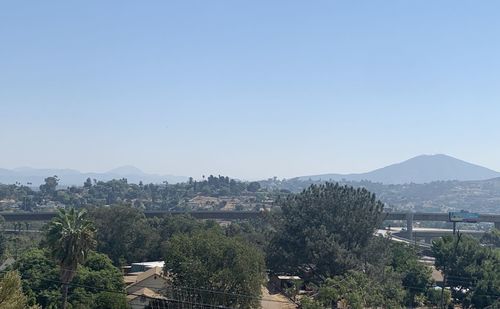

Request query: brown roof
[
  {"left": 431, "top": 267, "right": 444, "bottom": 282},
  {"left": 137, "top": 267, "right": 163, "bottom": 282},
  {"left": 127, "top": 287, "right": 167, "bottom": 301},
  {"left": 124, "top": 275, "right": 138, "bottom": 285},
  {"left": 126, "top": 266, "right": 167, "bottom": 288}
]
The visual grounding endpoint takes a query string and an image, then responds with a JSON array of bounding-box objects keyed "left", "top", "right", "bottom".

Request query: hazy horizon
[
  {"left": 2, "top": 153, "right": 500, "bottom": 182},
  {"left": 2, "top": 1, "right": 500, "bottom": 179}
]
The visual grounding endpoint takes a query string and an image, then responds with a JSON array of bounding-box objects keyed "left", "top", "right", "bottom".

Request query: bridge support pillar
[
  {"left": 495, "top": 222, "right": 500, "bottom": 230},
  {"left": 406, "top": 213, "right": 414, "bottom": 240}
]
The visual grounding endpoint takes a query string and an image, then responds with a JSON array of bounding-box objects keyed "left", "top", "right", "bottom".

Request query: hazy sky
[{"left": 1, "top": 1, "right": 500, "bottom": 179}]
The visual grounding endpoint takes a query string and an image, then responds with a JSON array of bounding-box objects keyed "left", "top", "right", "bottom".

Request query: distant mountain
[
  {"left": 0, "top": 166, "right": 188, "bottom": 186},
  {"left": 261, "top": 176, "right": 500, "bottom": 213},
  {"left": 297, "top": 154, "right": 500, "bottom": 184},
  {"left": 107, "top": 165, "right": 147, "bottom": 176}
]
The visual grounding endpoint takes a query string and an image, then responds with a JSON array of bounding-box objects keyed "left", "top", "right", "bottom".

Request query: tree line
[
  {"left": 0, "top": 175, "right": 266, "bottom": 212},
  {"left": 0, "top": 182, "right": 498, "bottom": 308}
]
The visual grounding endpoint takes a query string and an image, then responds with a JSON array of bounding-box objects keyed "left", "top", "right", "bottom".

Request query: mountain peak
[
  {"left": 414, "top": 153, "right": 448, "bottom": 158},
  {"left": 409, "top": 154, "right": 462, "bottom": 161},
  {"left": 299, "top": 154, "right": 500, "bottom": 184}
]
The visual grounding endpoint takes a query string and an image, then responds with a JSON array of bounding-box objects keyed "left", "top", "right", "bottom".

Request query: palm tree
[{"left": 46, "top": 208, "right": 96, "bottom": 309}]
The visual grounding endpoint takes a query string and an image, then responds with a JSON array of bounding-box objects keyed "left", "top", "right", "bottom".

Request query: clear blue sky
[{"left": 1, "top": 1, "right": 500, "bottom": 179}]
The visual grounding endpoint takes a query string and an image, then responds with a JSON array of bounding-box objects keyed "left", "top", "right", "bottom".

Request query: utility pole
[{"left": 440, "top": 269, "right": 446, "bottom": 309}]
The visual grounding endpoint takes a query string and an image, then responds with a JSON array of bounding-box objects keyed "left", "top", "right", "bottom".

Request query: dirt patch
[{"left": 260, "top": 286, "right": 297, "bottom": 309}]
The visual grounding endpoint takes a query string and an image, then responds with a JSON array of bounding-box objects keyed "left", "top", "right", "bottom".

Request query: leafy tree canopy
[
  {"left": 481, "top": 228, "right": 500, "bottom": 248},
  {"left": 1, "top": 174, "right": 269, "bottom": 211},
  {"left": 89, "top": 205, "right": 158, "bottom": 265},
  {"left": 13, "top": 248, "right": 127, "bottom": 309},
  {"left": 267, "top": 182, "right": 384, "bottom": 280},
  {"left": 390, "top": 243, "right": 433, "bottom": 306},
  {"left": 302, "top": 270, "right": 405, "bottom": 309},
  {"left": 0, "top": 270, "right": 40, "bottom": 309},
  {"left": 432, "top": 233, "right": 500, "bottom": 308},
  {"left": 89, "top": 205, "right": 217, "bottom": 265},
  {"left": 163, "top": 228, "right": 265, "bottom": 309}
]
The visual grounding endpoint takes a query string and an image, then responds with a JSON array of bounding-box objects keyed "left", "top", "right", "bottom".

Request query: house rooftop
[
  {"left": 124, "top": 275, "right": 138, "bottom": 285},
  {"left": 126, "top": 266, "right": 166, "bottom": 288},
  {"left": 127, "top": 287, "right": 167, "bottom": 301}
]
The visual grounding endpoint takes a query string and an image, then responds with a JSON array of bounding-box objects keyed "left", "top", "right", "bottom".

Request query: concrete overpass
[
  {"left": 3, "top": 229, "right": 41, "bottom": 234},
  {"left": 382, "top": 212, "right": 500, "bottom": 240},
  {"left": 1, "top": 210, "right": 499, "bottom": 231},
  {"left": 390, "top": 228, "right": 485, "bottom": 244},
  {"left": 377, "top": 229, "right": 432, "bottom": 249},
  {"left": 0, "top": 210, "right": 263, "bottom": 222}
]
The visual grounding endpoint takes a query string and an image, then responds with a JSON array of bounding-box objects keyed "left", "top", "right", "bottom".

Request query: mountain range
[
  {"left": 296, "top": 154, "right": 500, "bottom": 184},
  {"left": 1, "top": 154, "right": 499, "bottom": 187},
  {"left": 0, "top": 166, "right": 187, "bottom": 186}
]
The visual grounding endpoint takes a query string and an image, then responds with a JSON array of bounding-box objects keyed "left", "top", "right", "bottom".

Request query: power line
[
  {"left": 33, "top": 277, "right": 234, "bottom": 308},
  {"left": 6, "top": 269, "right": 500, "bottom": 308},
  {"left": 4, "top": 264, "right": 293, "bottom": 304},
  {"left": 26, "top": 276, "right": 293, "bottom": 306}
]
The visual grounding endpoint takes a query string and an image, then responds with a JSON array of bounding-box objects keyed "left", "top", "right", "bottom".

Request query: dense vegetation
[
  {"left": 0, "top": 181, "right": 498, "bottom": 308},
  {"left": 163, "top": 228, "right": 265, "bottom": 308},
  {"left": 267, "top": 183, "right": 442, "bottom": 308},
  {"left": 433, "top": 233, "right": 500, "bottom": 308},
  {"left": 3, "top": 172, "right": 500, "bottom": 216},
  {"left": 0, "top": 175, "right": 267, "bottom": 212},
  {"left": 0, "top": 270, "right": 39, "bottom": 309},
  {"left": 14, "top": 248, "right": 127, "bottom": 308},
  {"left": 267, "top": 183, "right": 385, "bottom": 278},
  {"left": 261, "top": 177, "right": 500, "bottom": 214}
]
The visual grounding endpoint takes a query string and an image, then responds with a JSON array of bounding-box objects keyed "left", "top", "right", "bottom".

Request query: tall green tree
[
  {"left": 481, "top": 228, "right": 500, "bottom": 248},
  {"left": 433, "top": 233, "right": 500, "bottom": 308},
  {"left": 89, "top": 205, "right": 159, "bottom": 265},
  {"left": 69, "top": 252, "right": 128, "bottom": 309},
  {"left": 45, "top": 208, "right": 96, "bottom": 309},
  {"left": 13, "top": 248, "right": 61, "bottom": 308},
  {"left": 390, "top": 243, "right": 432, "bottom": 306},
  {"left": 247, "top": 181, "right": 261, "bottom": 192},
  {"left": 14, "top": 248, "right": 127, "bottom": 309},
  {"left": 302, "top": 270, "right": 405, "bottom": 309},
  {"left": 0, "top": 270, "right": 40, "bottom": 309},
  {"left": 40, "top": 176, "right": 59, "bottom": 198},
  {"left": 163, "top": 228, "right": 265, "bottom": 308},
  {"left": 267, "top": 183, "right": 384, "bottom": 280}
]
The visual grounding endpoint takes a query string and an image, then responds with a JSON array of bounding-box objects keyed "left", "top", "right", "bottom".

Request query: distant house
[
  {"left": 127, "top": 287, "right": 168, "bottom": 309},
  {"left": 187, "top": 196, "right": 221, "bottom": 209},
  {"left": 269, "top": 275, "right": 302, "bottom": 293},
  {"left": 125, "top": 266, "right": 170, "bottom": 309},
  {"left": 126, "top": 266, "right": 169, "bottom": 294}
]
